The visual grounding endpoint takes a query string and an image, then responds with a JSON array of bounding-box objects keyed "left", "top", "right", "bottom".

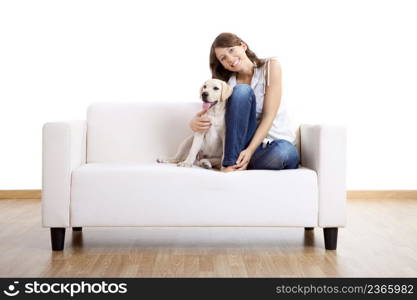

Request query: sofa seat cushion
[{"left": 70, "top": 163, "right": 318, "bottom": 227}]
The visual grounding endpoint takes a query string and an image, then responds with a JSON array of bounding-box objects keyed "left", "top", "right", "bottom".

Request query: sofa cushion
[
  {"left": 87, "top": 102, "right": 199, "bottom": 163},
  {"left": 70, "top": 163, "right": 318, "bottom": 227}
]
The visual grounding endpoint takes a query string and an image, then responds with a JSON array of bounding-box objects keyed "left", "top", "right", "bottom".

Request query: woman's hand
[
  {"left": 189, "top": 108, "right": 211, "bottom": 133},
  {"left": 234, "top": 148, "right": 255, "bottom": 170}
]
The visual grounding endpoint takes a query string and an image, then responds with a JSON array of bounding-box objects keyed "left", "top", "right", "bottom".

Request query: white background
[{"left": 1, "top": 0, "right": 416, "bottom": 190}]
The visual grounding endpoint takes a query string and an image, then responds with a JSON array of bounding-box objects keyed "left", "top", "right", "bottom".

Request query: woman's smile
[{"left": 231, "top": 58, "right": 241, "bottom": 68}]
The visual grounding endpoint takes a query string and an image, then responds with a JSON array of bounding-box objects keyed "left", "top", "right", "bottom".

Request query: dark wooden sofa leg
[
  {"left": 323, "top": 227, "right": 338, "bottom": 250},
  {"left": 50, "top": 228, "right": 65, "bottom": 251},
  {"left": 72, "top": 227, "right": 82, "bottom": 232}
]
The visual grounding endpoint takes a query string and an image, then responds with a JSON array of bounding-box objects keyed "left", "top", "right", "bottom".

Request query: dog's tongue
[{"left": 202, "top": 102, "right": 212, "bottom": 110}]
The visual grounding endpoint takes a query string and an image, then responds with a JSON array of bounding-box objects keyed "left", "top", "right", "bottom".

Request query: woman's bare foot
[{"left": 220, "top": 165, "right": 237, "bottom": 173}]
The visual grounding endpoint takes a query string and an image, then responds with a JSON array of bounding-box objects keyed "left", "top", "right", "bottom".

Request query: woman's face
[{"left": 215, "top": 43, "right": 250, "bottom": 72}]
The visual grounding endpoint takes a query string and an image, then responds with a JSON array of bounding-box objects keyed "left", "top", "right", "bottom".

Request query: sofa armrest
[
  {"left": 42, "top": 120, "right": 87, "bottom": 227},
  {"left": 300, "top": 124, "right": 347, "bottom": 227}
]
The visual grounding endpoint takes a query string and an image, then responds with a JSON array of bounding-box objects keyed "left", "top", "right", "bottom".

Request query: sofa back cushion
[
  {"left": 87, "top": 102, "right": 199, "bottom": 163},
  {"left": 87, "top": 102, "right": 302, "bottom": 163}
]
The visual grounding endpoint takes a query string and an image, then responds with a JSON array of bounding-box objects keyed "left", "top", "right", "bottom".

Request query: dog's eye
[
  {"left": 213, "top": 87, "right": 219, "bottom": 90},
  {"left": 203, "top": 85, "right": 206, "bottom": 89}
]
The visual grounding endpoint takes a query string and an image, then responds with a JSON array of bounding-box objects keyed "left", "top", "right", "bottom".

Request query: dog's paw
[
  {"left": 177, "top": 161, "right": 193, "bottom": 168},
  {"left": 156, "top": 158, "right": 167, "bottom": 163},
  {"left": 198, "top": 159, "right": 212, "bottom": 169},
  {"left": 157, "top": 158, "right": 179, "bottom": 164}
]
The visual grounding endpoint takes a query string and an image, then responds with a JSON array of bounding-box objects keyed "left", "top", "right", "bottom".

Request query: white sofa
[{"left": 42, "top": 102, "right": 346, "bottom": 251}]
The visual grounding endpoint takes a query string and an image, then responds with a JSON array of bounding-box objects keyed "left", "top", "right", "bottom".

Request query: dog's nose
[{"left": 202, "top": 92, "right": 208, "bottom": 98}]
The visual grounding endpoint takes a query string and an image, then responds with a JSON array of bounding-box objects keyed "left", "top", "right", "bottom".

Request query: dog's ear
[
  {"left": 220, "top": 81, "right": 233, "bottom": 102},
  {"left": 199, "top": 84, "right": 204, "bottom": 99}
]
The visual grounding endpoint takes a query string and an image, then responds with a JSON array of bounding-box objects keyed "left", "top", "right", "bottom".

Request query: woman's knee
[
  {"left": 233, "top": 84, "right": 253, "bottom": 95},
  {"left": 229, "top": 84, "right": 255, "bottom": 106}
]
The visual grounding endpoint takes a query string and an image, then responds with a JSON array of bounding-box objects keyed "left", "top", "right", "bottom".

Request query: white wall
[{"left": 1, "top": 0, "right": 416, "bottom": 190}]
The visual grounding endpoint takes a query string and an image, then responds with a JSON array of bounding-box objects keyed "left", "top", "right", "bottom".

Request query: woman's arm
[{"left": 246, "top": 59, "right": 282, "bottom": 153}]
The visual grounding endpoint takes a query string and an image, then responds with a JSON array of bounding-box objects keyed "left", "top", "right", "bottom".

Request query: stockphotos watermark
[{"left": 2, "top": 280, "right": 128, "bottom": 297}]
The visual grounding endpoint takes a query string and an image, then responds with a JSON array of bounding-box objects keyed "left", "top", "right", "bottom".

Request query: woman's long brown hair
[{"left": 209, "top": 32, "right": 265, "bottom": 82}]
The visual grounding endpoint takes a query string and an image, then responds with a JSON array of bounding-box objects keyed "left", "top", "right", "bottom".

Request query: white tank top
[{"left": 227, "top": 57, "right": 296, "bottom": 146}]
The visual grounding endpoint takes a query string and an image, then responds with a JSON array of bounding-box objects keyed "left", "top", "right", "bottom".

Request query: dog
[{"left": 157, "top": 79, "right": 233, "bottom": 169}]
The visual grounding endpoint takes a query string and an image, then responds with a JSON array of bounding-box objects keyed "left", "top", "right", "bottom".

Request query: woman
[{"left": 190, "top": 32, "right": 300, "bottom": 172}]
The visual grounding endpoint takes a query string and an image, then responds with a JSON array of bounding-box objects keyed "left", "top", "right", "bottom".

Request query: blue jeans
[{"left": 222, "top": 84, "right": 300, "bottom": 170}]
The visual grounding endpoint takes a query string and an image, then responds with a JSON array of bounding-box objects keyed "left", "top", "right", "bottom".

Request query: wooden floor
[{"left": 1, "top": 198, "right": 417, "bottom": 277}]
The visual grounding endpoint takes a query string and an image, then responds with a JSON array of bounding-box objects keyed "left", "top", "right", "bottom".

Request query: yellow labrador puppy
[{"left": 157, "top": 79, "right": 233, "bottom": 169}]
